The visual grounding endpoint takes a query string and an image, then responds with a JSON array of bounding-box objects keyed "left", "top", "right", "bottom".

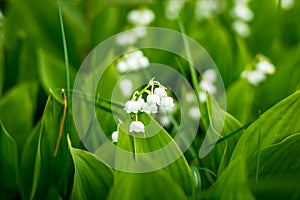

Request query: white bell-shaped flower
[
  {"left": 232, "top": 20, "right": 250, "bottom": 37},
  {"left": 203, "top": 69, "right": 217, "bottom": 83},
  {"left": 119, "top": 79, "right": 133, "bottom": 97},
  {"left": 124, "top": 100, "right": 142, "bottom": 113},
  {"left": 231, "top": 3, "right": 254, "bottom": 22},
  {"left": 141, "top": 102, "right": 158, "bottom": 114},
  {"left": 154, "top": 87, "right": 167, "bottom": 98},
  {"left": 129, "top": 121, "right": 145, "bottom": 133},
  {"left": 111, "top": 131, "right": 119, "bottom": 143},
  {"left": 188, "top": 107, "right": 201, "bottom": 120},
  {"left": 255, "top": 60, "right": 275, "bottom": 75},
  {"left": 200, "top": 80, "right": 217, "bottom": 95},
  {"left": 127, "top": 9, "right": 155, "bottom": 26},
  {"left": 160, "top": 96, "right": 175, "bottom": 111},
  {"left": 242, "top": 70, "right": 266, "bottom": 86},
  {"left": 147, "top": 94, "right": 161, "bottom": 105}
]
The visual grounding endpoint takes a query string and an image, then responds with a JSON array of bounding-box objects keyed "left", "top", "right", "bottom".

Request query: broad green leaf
[
  {"left": 200, "top": 95, "right": 242, "bottom": 177},
  {"left": 29, "top": 94, "right": 74, "bottom": 200},
  {"left": 108, "top": 171, "right": 187, "bottom": 200},
  {"left": 207, "top": 159, "right": 255, "bottom": 200},
  {"left": 0, "top": 25, "right": 3, "bottom": 97},
  {"left": 20, "top": 122, "right": 41, "bottom": 200},
  {"left": 114, "top": 113, "right": 194, "bottom": 196},
  {"left": 0, "top": 121, "right": 19, "bottom": 200},
  {"left": 0, "top": 82, "right": 38, "bottom": 153},
  {"left": 247, "top": 133, "right": 300, "bottom": 199},
  {"left": 38, "top": 49, "right": 76, "bottom": 100},
  {"left": 68, "top": 136, "right": 114, "bottom": 199},
  {"left": 231, "top": 90, "right": 300, "bottom": 162}
]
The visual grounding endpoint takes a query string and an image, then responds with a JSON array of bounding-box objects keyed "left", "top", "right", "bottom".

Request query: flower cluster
[
  {"left": 241, "top": 55, "right": 276, "bottom": 86},
  {"left": 116, "top": 49, "right": 149, "bottom": 73},
  {"left": 116, "top": 8, "right": 154, "bottom": 46},
  {"left": 125, "top": 79, "right": 174, "bottom": 133},
  {"left": 231, "top": 0, "right": 254, "bottom": 37},
  {"left": 195, "top": 0, "right": 224, "bottom": 21},
  {"left": 127, "top": 9, "right": 155, "bottom": 27}
]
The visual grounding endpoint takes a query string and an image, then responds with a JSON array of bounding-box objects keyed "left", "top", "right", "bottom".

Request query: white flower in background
[
  {"left": 203, "top": 69, "right": 217, "bottom": 83},
  {"left": 186, "top": 92, "right": 197, "bottom": 103},
  {"left": 231, "top": 3, "right": 254, "bottom": 22},
  {"left": 159, "top": 115, "right": 171, "bottom": 126},
  {"left": 115, "top": 31, "right": 138, "bottom": 46},
  {"left": 242, "top": 70, "right": 266, "bottom": 86},
  {"left": 232, "top": 20, "right": 250, "bottom": 37},
  {"left": 116, "top": 50, "right": 149, "bottom": 73},
  {"left": 115, "top": 27, "right": 147, "bottom": 47},
  {"left": 124, "top": 100, "right": 142, "bottom": 113},
  {"left": 241, "top": 55, "right": 276, "bottom": 86},
  {"left": 154, "top": 87, "right": 167, "bottom": 98},
  {"left": 127, "top": 9, "right": 155, "bottom": 27},
  {"left": 200, "top": 81, "right": 217, "bottom": 95},
  {"left": 165, "top": 0, "right": 185, "bottom": 20},
  {"left": 129, "top": 121, "right": 145, "bottom": 133},
  {"left": 256, "top": 60, "right": 276, "bottom": 75},
  {"left": 199, "top": 91, "right": 207, "bottom": 103},
  {"left": 119, "top": 79, "right": 133, "bottom": 97},
  {"left": 230, "top": 0, "right": 253, "bottom": 38},
  {"left": 195, "top": 0, "right": 224, "bottom": 21},
  {"left": 278, "top": 0, "right": 295, "bottom": 10},
  {"left": 188, "top": 107, "right": 201, "bottom": 120},
  {"left": 160, "top": 97, "right": 175, "bottom": 111},
  {"left": 198, "top": 69, "right": 217, "bottom": 102},
  {"left": 111, "top": 131, "right": 119, "bottom": 143}
]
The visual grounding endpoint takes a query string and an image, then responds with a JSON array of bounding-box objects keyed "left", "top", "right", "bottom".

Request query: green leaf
[
  {"left": 0, "top": 82, "right": 38, "bottom": 153},
  {"left": 247, "top": 133, "right": 300, "bottom": 199},
  {"left": 207, "top": 159, "right": 255, "bottom": 200},
  {"left": 226, "top": 79, "right": 255, "bottom": 123},
  {"left": 200, "top": 95, "right": 242, "bottom": 177},
  {"left": 0, "top": 121, "right": 19, "bottom": 200},
  {"left": 108, "top": 171, "right": 187, "bottom": 200},
  {"left": 231, "top": 90, "right": 300, "bottom": 162},
  {"left": 38, "top": 49, "right": 76, "bottom": 100},
  {"left": 67, "top": 136, "right": 114, "bottom": 199},
  {"left": 29, "top": 93, "right": 74, "bottom": 200},
  {"left": 114, "top": 113, "right": 194, "bottom": 196},
  {"left": 19, "top": 122, "right": 41, "bottom": 200}
]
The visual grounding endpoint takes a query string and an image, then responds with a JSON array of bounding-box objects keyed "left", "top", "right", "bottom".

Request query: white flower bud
[
  {"left": 112, "top": 131, "right": 119, "bottom": 143},
  {"left": 129, "top": 121, "right": 145, "bottom": 133}
]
